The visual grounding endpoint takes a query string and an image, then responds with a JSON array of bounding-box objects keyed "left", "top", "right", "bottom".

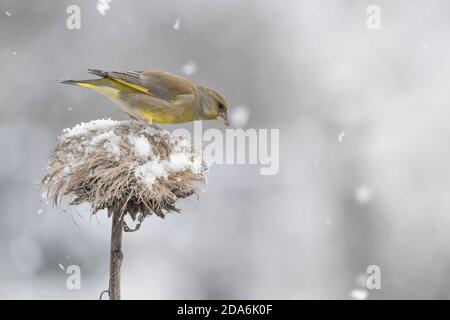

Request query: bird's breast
[
  {"left": 137, "top": 104, "right": 196, "bottom": 123},
  {"left": 118, "top": 93, "right": 198, "bottom": 124}
]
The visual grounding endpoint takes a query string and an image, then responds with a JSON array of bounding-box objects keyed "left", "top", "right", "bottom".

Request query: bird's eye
[{"left": 218, "top": 103, "right": 225, "bottom": 110}]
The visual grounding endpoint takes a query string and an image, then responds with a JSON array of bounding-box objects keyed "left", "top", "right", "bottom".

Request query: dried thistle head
[{"left": 40, "top": 120, "right": 208, "bottom": 225}]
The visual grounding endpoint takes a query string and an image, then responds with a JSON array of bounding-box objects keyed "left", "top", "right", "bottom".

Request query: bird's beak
[{"left": 219, "top": 112, "right": 230, "bottom": 126}]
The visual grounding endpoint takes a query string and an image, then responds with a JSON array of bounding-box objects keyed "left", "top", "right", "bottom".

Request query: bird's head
[{"left": 198, "top": 86, "right": 229, "bottom": 126}]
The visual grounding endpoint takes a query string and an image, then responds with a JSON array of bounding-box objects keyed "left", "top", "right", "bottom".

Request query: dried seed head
[{"left": 40, "top": 120, "right": 208, "bottom": 222}]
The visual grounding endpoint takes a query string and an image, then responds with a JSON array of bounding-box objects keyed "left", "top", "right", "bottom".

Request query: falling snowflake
[
  {"left": 68, "top": 106, "right": 73, "bottom": 111},
  {"left": 173, "top": 18, "right": 180, "bottom": 30},
  {"left": 350, "top": 288, "right": 369, "bottom": 300},
  {"left": 12, "top": 51, "right": 17, "bottom": 56},
  {"left": 354, "top": 185, "right": 373, "bottom": 204},
  {"left": 97, "top": 0, "right": 112, "bottom": 16},
  {"left": 58, "top": 263, "right": 65, "bottom": 270},
  {"left": 182, "top": 61, "right": 197, "bottom": 75},
  {"left": 324, "top": 218, "right": 332, "bottom": 225},
  {"left": 37, "top": 209, "right": 43, "bottom": 215},
  {"left": 230, "top": 105, "right": 250, "bottom": 128},
  {"left": 337, "top": 131, "right": 346, "bottom": 142},
  {"left": 5, "top": 11, "right": 11, "bottom": 16}
]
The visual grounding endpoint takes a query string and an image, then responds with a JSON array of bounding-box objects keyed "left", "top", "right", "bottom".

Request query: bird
[{"left": 60, "top": 69, "right": 229, "bottom": 126}]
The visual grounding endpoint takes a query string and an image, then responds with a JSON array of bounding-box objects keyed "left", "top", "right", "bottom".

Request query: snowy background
[{"left": 1, "top": 0, "right": 450, "bottom": 299}]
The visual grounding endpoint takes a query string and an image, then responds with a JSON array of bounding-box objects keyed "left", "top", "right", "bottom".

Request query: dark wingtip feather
[
  {"left": 87, "top": 69, "right": 109, "bottom": 78},
  {"left": 58, "top": 79, "right": 78, "bottom": 85}
]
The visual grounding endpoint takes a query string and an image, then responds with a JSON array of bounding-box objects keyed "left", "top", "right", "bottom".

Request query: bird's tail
[
  {"left": 59, "top": 79, "right": 80, "bottom": 85},
  {"left": 59, "top": 69, "right": 110, "bottom": 88},
  {"left": 58, "top": 78, "right": 104, "bottom": 89}
]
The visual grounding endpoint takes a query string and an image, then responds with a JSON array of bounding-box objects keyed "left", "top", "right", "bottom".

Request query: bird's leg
[
  {"left": 145, "top": 118, "right": 162, "bottom": 131},
  {"left": 125, "top": 112, "right": 162, "bottom": 130},
  {"left": 124, "top": 112, "right": 155, "bottom": 127}
]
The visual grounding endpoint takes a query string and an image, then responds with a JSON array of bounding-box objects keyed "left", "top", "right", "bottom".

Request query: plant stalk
[{"left": 108, "top": 209, "right": 123, "bottom": 300}]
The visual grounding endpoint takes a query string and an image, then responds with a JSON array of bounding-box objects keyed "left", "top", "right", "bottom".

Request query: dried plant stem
[{"left": 108, "top": 209, "right": 123, "bottom": 300}]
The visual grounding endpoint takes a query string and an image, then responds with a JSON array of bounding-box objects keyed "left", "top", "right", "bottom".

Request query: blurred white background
[{"left": 1, "top": 0, "right": 450, "bottom": 299}]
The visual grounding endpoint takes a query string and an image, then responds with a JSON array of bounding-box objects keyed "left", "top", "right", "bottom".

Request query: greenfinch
[{"left": 60, "top": 69, "right": 229, "bottom": 126}]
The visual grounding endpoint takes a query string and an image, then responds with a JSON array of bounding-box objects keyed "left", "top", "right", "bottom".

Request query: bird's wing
[{"left": 107, "top": 70, "right": 196, "bottom": 101}]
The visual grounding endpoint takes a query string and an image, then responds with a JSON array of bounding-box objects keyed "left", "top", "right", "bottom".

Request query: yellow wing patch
[{"left": 113, "top": 78, "right": 151, "bottom": 94}]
